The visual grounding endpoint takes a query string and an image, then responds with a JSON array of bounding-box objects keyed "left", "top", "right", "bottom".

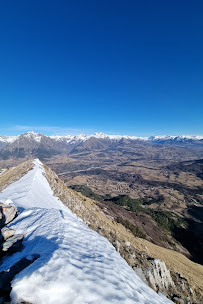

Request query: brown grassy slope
[
  {"left": 43, "top": 164, "right": 203, "bottom": 294},
  {"left": 0, "top": 160, "right": 34, "bottom": 192}
]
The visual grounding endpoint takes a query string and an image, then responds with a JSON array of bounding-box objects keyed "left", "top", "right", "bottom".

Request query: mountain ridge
[
  {"left": 1, "top": 131, "right": 203, "bottom": 144},
  {"left": 0, "top": 159, "right": 202, "bottom": 303},
  {"left": 0, "top": 131, "right": 203, "bottom": 160}
]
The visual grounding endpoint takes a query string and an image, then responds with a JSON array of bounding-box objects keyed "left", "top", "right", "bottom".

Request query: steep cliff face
[{"left": 135, "top": 259, "right": 174, "bottom": 291}]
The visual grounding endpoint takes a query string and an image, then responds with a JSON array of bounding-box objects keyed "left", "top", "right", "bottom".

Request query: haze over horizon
[{"left": 0, "top": 1, "right": 202, "bottom": 136}]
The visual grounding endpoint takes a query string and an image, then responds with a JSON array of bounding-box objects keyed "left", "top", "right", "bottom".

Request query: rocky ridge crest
[{"left": 0, "top": 160, "right": 202, "bottom": 303}]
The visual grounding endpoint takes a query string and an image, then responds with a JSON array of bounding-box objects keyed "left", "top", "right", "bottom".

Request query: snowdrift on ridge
[{"left": 0, "top": 159, "right": 172, "bottom": 304}]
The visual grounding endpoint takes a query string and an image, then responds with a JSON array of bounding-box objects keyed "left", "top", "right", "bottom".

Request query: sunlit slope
[{"left": 0, "top": 160, "right": 171, "bottom": 304}]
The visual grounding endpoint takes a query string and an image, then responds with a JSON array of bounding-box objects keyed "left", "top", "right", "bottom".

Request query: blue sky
[{"left": 0, "top": 0, "right": 202, "bottom": 136}]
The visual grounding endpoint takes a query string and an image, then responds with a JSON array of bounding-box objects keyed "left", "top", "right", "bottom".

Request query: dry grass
[
  {"left": 133, "top": 238, "right": 203, "bottom": 290},
  {"left": 0, "top": 160, "right": 34, "bottom": 193}
]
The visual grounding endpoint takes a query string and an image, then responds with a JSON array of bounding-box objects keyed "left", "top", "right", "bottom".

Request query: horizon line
[{"left": 1, "top": 130, "right": 203, "bottom": 138}]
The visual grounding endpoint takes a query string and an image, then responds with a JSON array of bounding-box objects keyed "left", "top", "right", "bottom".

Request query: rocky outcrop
[
  {"left": 121, "top": 245, "right": 202, "bottom": 304},
  {"left": 2, "top": 234, "right": 24, "bottom": 254},
  {"left": 0, "top": 227, "right": 15, "bottom": 241},
  {"left": 135, "top": 258, "right": 174, "bottom": 291},
  {"left": 0, "top": 203, "right": 35, "bottom": 303},
  {"left": 0, "top": 202, "right": 17, "bottom": 227},
  {"left": 0, "top": 197, "right": 40, "bottom": 302},
  {"left": 0, "top": 202, "right": 23, "bottom": 259},
  {"left": 0, "top": 203, "right": 23, "bottom": 259}
]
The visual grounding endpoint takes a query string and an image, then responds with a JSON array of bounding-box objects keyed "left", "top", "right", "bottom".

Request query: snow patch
[
  {"left": 0, "top": 168, "right": 7, "bottom": 176},
  {"left": 0, "top": 135, "right": 18, "bottom": 143}
]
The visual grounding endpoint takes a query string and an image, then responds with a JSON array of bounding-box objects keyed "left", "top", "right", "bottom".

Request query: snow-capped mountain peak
[
  {"left": 0, "top": 131, "right": 203, "bottom": 159},
  {"left": 91, "top": 132, "right": 109, "bottom": 139},
  {"left": 1, "top": 131, "right": 203, "bottom": 145},
  {"left": 20, "top": 131, "right": 45, "bottom": 143}
]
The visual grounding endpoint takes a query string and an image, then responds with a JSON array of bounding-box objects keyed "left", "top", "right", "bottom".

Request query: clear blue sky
[{"left": 0, "top": 0, "right": 202, "bottom": 136}]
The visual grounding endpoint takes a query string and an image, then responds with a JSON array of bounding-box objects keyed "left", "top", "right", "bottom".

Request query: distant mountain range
[{"left": 0, "top": 131, "right": 203, "bottom": 159}]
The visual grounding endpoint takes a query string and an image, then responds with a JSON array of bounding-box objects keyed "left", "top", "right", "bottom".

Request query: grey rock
[
  {"left": 135, "top": 258, "right": 174, "bottom": 291},
  {"left": 2, "top": 234, "right": 24, "bottom": 253},
  {"left": 134, "top": 267, "right": 148, "bottom": 283},
  {"left": 0, "top": 227, "right": 15, "bottom": 242},
  {"left": 173, "top": 297, "right": 184, "bottom": 304},
  {"left": 0, "top": 203, "right": 17, "bottom": 226},
  {"left": 113, "top": 240, "right": 120, "bottom": 253}
]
